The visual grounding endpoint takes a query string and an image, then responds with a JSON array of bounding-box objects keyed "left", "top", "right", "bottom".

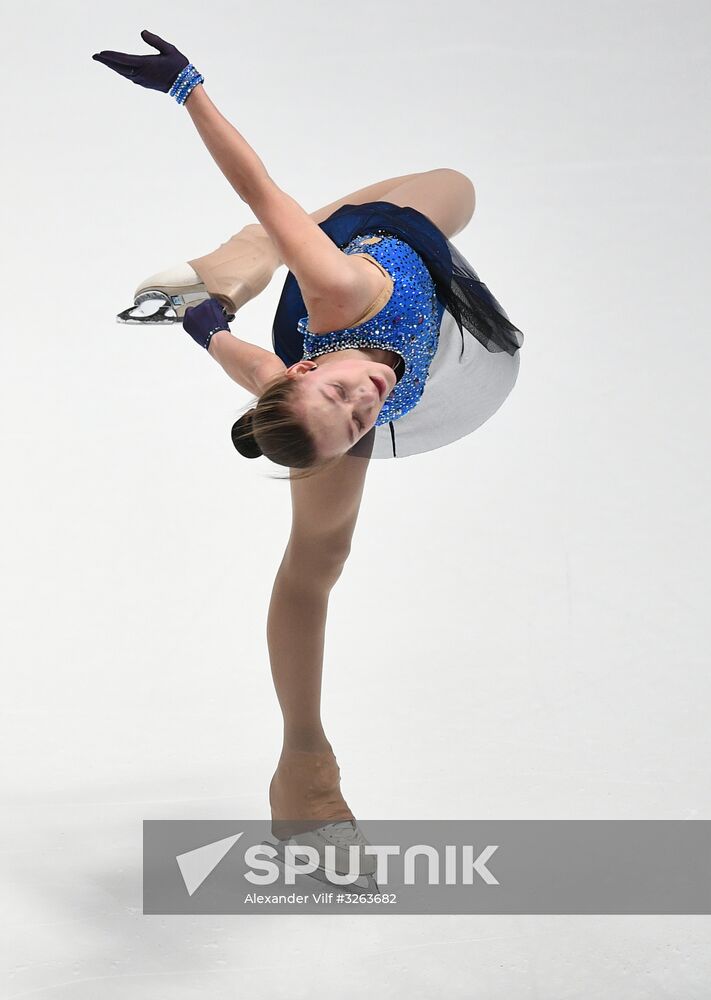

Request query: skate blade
[
  {"left": 263, "top": 840, "right": 380, "bottom": 897},
  {"left": 117, "top": 296, "right": 178, "bottom": 325},
  {"left": 116, "top": 288, "right": 181, "bottom": 326},
  {"left": 116, "top": 291, "right": 235, "bottom": 326}
]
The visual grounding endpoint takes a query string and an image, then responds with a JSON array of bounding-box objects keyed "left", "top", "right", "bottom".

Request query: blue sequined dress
[{"left": 272, "top": 201, "right": 524, "bottom": 459}]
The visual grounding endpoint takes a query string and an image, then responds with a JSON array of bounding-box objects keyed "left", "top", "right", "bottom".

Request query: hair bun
[{"left": 231, "top": 409, "right": 262, "bottom": 459}]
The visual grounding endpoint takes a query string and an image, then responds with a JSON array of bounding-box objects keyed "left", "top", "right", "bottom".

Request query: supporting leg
[
  {"left": 265, "top": 555, "right": 353, "bottom": 834},
  {"left": 267, "top": 450, "right": 371, "bottom": 837},
  {"left": 266, "top": 544, "right": 354, "bottom": 837}
]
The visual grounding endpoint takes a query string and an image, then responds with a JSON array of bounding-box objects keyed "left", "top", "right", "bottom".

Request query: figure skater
[{"left": 93, "top": 30, "right": 524, "bottom": 886}]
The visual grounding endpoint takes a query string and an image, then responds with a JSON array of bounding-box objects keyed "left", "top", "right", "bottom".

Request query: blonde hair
[{"left": 231, "top": 371, "right": 345, "bottom": 481}]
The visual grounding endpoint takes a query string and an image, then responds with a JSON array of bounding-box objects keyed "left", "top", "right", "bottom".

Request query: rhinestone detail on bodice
[{"left": 299, "top": 231, "right": 444, "bottom": 425}]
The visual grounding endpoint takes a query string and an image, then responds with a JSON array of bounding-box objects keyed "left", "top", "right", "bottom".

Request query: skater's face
[{"left": 287, "top": 356, "right": 398, "bottom": 459}]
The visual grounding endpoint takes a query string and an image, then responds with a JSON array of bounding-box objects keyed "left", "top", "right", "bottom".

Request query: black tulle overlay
[{"left": 271, "top": 200, "right": 524, "bottom": 368}]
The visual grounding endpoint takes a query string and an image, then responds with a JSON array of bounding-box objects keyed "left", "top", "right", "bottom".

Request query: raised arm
[
  {"left": 183, "top": 85, "right": 361, "bottom": 306},
  {"left": 92, "top": 31, "right": 363, "bottom": 307}
]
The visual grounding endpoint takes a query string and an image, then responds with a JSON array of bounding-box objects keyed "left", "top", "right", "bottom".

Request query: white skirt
[{"left": 349, "top": 307, "right": 521, "bottom": 460}]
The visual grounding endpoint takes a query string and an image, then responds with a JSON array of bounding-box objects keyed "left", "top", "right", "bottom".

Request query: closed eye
[{"left": 334, "top": 383, "right": 364, "bottom": 433}]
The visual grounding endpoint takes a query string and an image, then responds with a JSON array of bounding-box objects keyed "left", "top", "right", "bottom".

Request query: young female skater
[{"left": 93, "top": 31, "right": 524, "bottom": 882}]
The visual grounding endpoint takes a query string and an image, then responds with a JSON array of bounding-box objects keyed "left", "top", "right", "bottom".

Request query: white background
[{"left": 2, "top": 0, "right": 710, "bottom": 996}]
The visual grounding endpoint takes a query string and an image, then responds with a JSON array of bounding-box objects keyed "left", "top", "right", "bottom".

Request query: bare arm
[
  {"left": 183, "top": 85, "right": 363, "bottom": 304},
  {"left": 184, "top": 84, "right": 270, "bottom": 206},
  {"left": 207, "top": 330, "right": 287, "bottom": 395}
]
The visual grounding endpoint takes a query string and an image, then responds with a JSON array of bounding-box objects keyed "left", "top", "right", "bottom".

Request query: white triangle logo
[{"left": 175, "top": 832, "right": 243, "bottom": 896}]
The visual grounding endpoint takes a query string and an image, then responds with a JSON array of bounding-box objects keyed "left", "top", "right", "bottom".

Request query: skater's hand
[
  {"left": 92, "top": 30, "right": 189, "bottom": 93},
  {"left": 183, "top": 298, "right": 231, "bottom": 351}
]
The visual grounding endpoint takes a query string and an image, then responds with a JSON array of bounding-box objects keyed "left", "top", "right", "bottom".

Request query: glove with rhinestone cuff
[
  {"left": 92, "top": 30, "right": 203, "bottom": 104},
  {"left": 183, "top": 298, "right": 231, "bottom": 351}
]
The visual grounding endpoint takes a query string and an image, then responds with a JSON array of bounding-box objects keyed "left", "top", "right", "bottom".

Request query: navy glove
[
  {"left": 92, "top": 29, "right": 189, "bottom": 93},
  {"left": 183, "top": 298, "right": 231, "bottom": 351}
]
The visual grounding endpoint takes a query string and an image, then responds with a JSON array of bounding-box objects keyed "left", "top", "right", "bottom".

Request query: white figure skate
[
  {"left": 116, "top": 224, "right": 280, "bottom": 325},
  {"left": 266, "top": 819, "right": 380, "bottom": 896},
  {"left": 116, "top": 262, "right": 220, "bottom": 325}
]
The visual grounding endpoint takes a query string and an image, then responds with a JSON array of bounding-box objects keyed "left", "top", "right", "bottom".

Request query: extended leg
[
  {"left": 120, "top": 167, "right": 474, "bottom": 322},
  {"left": 118, "top": 222, "right": 282, "bottom": 323},
  {"left": 119, "top": 171, "right": 429, "bottom": 322},
  {"left": 185, "top": 170, "right": 426, "bottom": 311},
  {"left": 188, "top": 166, "right": 475, "bottom": 305},
  {"left": 306, "top": 166, "right": 475, "bottom": 238}
]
